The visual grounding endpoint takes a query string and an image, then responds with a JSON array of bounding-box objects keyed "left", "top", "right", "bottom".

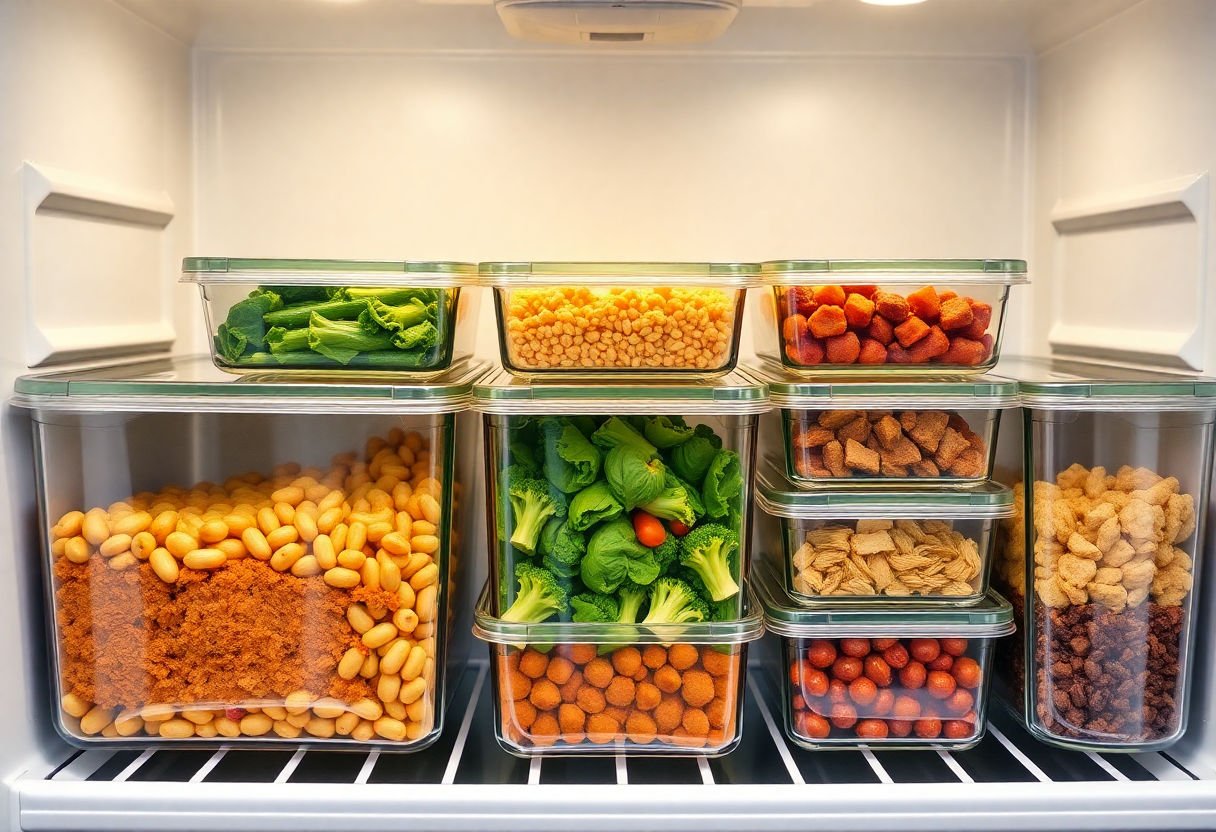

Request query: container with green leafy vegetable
[{"left": 182, "top": 258, "right": 478, "bottom": 376}]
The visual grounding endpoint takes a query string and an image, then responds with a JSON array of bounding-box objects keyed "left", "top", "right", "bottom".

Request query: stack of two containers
[{"left": 747, "top": 261, "right": 1027, "bottom": 750}]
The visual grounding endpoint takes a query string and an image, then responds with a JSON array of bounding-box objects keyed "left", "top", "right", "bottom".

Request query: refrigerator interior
[{"left": 2, "top": 0, "right": 1216, "bottom": 828}]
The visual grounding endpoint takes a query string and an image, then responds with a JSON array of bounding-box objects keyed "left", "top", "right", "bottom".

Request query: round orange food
[
  {"left": 654, "top": 665, "right": 682, "bottom": 694},
  {"left": 611, "top": 647, "right": 643, "bottom": 677},
  {"left": 680, "top": 670, "right": 715, "bottom": 708},
  {"left": 583, "top": 658, "right": 615, "bottom": 689},
  {"left": 668, "top": 644, "right": 699, "bottom": 671},
  {"left": 605, "top": 676, "right": 636, "bottom": 708}
]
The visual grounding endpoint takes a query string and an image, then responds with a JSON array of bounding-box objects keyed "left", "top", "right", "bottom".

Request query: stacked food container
[
  {"left": 749, "top": 259, "right": 1027, "bottom": 750},
  {"left": 17, "top": 260, "right": 485, "bottom": 749},
  {"left": 471, "top": 263, "right": 769, "bottom": 756}
]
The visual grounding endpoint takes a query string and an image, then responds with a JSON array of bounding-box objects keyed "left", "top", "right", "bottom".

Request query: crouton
[
  {"left": 873, "top": 291, "right": 911, "bottom": 323},
  {"left": 858, "top": 338, "right": 888, "bottom": 364},
  {"left": 794, "top": 450, "right": 832, "bottom": 479},
  {"left": 794, "top": 425, "right": 836, "bottom": 449},
  {"left": 907, "top": 326, "right": 950, "bottom": 362},
  {"left": 938, "top": 290, "right": 958, "bottom": 303},
  {"left": 818, "top": 410, "right": 862, "bottom": 429},
  {"left": 934, "top": 428, "right": 970, "bottom": 468},
  {"left": 873, "top": 415, "right": 903, "bottom": 450},
  {"left": 822, "top": 440, "right": 848, "bottom": 478},
  {"left": 880, "top": 461, "right": 909, "bottom": 477},
  {"left": 905, "top": 286, "right": 941, "bottom": 322},
  {"left": 881, "top": 437, "right": 922, "bottom": 467},
  {"left": 837, "top": 416, "right": 872, "bottom": 445},
  {"left": 867, "top": 315, "right": 895, "bottom": 345},
  {"left": 887, "top": 344, "right": 913, "bottom": 363},
  {"left": 808, "top": 304, "right": 848, "bottom": 338},
  {"left": 960, "top": 301, "right": 992, "bottom": 339},
  {"left": 843, "top": 293, "right": 875, "bottom": 328},
  {"left": 844, "top": 438, "right": 881, "bottom": 475},
  {"left": 947, "top": 449, "right": 985, "bottom": 478},
  {"left": 939, "top": 297, "right": 974, "bottom": 331},
  {"left": 910, "top": 460, "right": 940, "bottom": 478},
  {"left": 812, "top": 285, "right": 847, "bottom": 307},
  {"left": 908, "top": 411, "right": 949, "bottom": 453},
  {"left": 894, "top": 316, "right": 931, "bottom": 347},
  {"left": 825, "top": 331, "right": 861, "bottom": 364}
]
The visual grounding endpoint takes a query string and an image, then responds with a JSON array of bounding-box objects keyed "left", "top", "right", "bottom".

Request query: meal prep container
[
  {"left": 14, "top": 356, "right": 487, "bottom": 750},
  {"left": 756, "top": 564, "right": 1014, "bottom": 750},
  {"left": 755, "top": 260, "right": 1028, "bottom": 375},
  {"left": 755, "top": 466, "right": 1013, "bottom": 605},
  {"left": 473, "top": 582, "right": 764, "bottom": 757},
  {"left": 183, "top": 257, "right": 479, "bottom": 376},
  {"left": 473, "top": 370, "right": 769, "bottom": 622},
  {"left": 990, "top": 358, "right": 1216, "bottom": 752},
  {"left": 750, "top": 361, "right": 1018, "bottom": 486},
  {"left": 479, "top": 261, "right": 759, "bottom": 378}
]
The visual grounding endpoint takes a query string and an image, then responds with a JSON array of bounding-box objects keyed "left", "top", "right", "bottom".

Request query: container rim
[
  {"left": 754, "top": 563, "right": 1015, "bottom": 636},
  {"left": 1001, "top": 356, "right": 1216, "bottom": 410},
  {"left": 744, "top": 362, "right": 1019, "bottom": 409},
  {"left": 472, "top": 581, "right": 766, "bottom": 645},
  {"left": 759, "top": 259, "right": 1028, "bottom": 285},
  {"left": 181, "top": 257, "right": 477, "bottom": 287},
  {"left": 478, "top": 261, "right": 761, "bottom": 287},
  {"left": 755, "top": 467, "right": 1014, "bottom": 519}
]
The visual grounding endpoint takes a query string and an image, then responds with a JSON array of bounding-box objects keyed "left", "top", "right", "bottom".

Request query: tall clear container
[
  {"left": 14, "top": 357, "right": 487, "bottom": 749},
  {"left": 990, "top": 358, "right": 1216, "bottom": 752}
]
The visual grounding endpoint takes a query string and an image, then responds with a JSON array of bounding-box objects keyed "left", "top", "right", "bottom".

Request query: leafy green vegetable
[
  {"left": 643, "top": 416, "right": 694, "bottom": 449},
  {"left": 591, "top": 417, "right": 657, "bottom": 458},
  {"left": 262, "top": 285, "right": 328, "bottom": 305},
  {"left": 265, "top": 326, "right": 310, "bottom": 354},
  {"left": 307, "top": 312, "right": 396, "bottom": 364},
  {"left": 239, "top": 350, "right": 434, "bottom": 368},
  {"left": 570, "top": 592, "right": 619, "bottom": 623},
  {"left": 678, "top": 523, "right": 740, "bottom": 602},
  {"left": 263, "top": 298, "right": 368, "bottom": 329},
  {"left": 509, "top": 439, "right": 540, "bottom": 476},
  {"left": 669, "top": 423, "right": 722, "bottom": 485},
  {"left": 567, "top": 481, "right": 624, "bottom": 532},
  {"left": 580, "top": 517, "right": 660, "bottom": 594},
  {"left": 540, "top": 417, "right": 602, "bottom": 494},
  {"left": 391, "top": 320, "right": 439, "bottom": 352},
  {"left": 638, "top": 471, "right": 700, "bottom": 527},
  {"left": 507, "top": 474, "right": 568, "bottom": 556},
  {"left": 642, "top": 577, "right": 709, "bottom": 625},
  {"left": 702, "top": 449, "right": 743, "bottom": 519},
  {"left": 570, "top": 416, "right": 598, "bottom": 438},
  {"left": 215, "top": 290, "right": 284, "bottom": 361},
  {"left": 538, "top": 518, "right": 586, "bottom": 579},
  {"left": 358, "top": 297, "right": 430, "bottom": 333},
  {"left": 604, "top": 446, "right": 666, "bottom": 511},
  {"left": 501, "top": 562, "right": 570, "bottom": 624},
  {"left": 339, "top": 286, "right": 441, "bottom": 306}
]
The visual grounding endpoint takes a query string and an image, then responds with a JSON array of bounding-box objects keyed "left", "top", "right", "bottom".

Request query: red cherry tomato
[
  {"left": 632, "top": 511, "right": 667, "bottom": 548},
  {"left": 668, "top": 520, "right": 692, "bottom": 537}
]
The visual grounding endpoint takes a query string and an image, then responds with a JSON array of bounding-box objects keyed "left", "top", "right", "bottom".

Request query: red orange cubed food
[
  {"left": 825, "top": 332, "right": 861, "bottom": 364},
  {"left": 939, "top": 297, "right": 974, "bottom": 331},
  {"left": 809, "top": 305, "right": 848, "bottom": 339},
  {"left": 843, "top": 293, "right": 875, "bottom": 328},
  {"left": 858, "top": 338, "right": 888, "bottom": 365},
  {"left": 960, "top": 301, "right": 992, "bottom": 339},
  {"left": 873, "top": 292, "right": 911, "bottom": 323},
  {"left": 905, "top": 286, "right": 941, "bottom": 322},
  {"left": 812, "top": 285, "right": 847, "bottom": 307},
  {"left": 893, "top": 316, "right": 930, "bottom": 348}
]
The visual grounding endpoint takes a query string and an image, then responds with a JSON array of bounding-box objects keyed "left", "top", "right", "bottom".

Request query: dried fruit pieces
[{"left": 792, "top": 410, "right": 987, "bottom": 480}]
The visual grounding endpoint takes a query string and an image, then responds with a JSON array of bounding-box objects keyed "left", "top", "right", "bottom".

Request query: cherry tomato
[
  {"left": 668, "top": 520, "right": 692, "bottom": 537},
  {"left": 882, "top": 643, "right": 910, "bottom": 669},
  {"left": 830, "top": 702, "right": 858, "bottom": 730},
  {"left": 888, "top": 719, "right": 913, "bottom": 738},
  {"left": 914, "top": 717, "right": 942, "bottom": 739},
  {"left": 855, "top": 718, "right": 889, "bottom": 739},
  {"left": 848, "top": 677, "right": 878, "bottom": 706},
  {"left": 943, "top": 719, "right": 975, "bottom": 740},
  {"left": 797, "top": 711, "right": 831, "bottom": 739},
  {"left": 631, "top": 511, "right": 667, "bottom": 548},
  {"left": 927, "top": 653, "right": 955, "bottom": 672},
  {"left": 864, "top": 655, "right": 892, "bottom": 687},
  {"left": 892, "top": 695, "right": 921, "bottom": 719},
  {"left": 951, "top": 657, "right": 983, "bottom": 689},
  {"left": 802, "top": 668, "right": 829, "bottom": 698},
  {"left": 945, "top": 689, "right": 974, "bottom": 716},
  {"left": 840, "top": 638, "right": 871, "bottom": 658},
  {"left": 926, "top": 670, "right": 957, "bottom": 700},
  {"left": 899, "top": 662, "right": 927, "bottom": 690},
  {"left": 832, "top": 656, "right": 863, "bottom": 683},
  {"left": 909, "top": 639, "right": 941, "bottom": 663},
  {"left": 806, "top": 640, "right": 837, "bottom": 669},
  {"left": 939, "top": 638, "right": 969, "bottom": 657},
  {"left": 828, "top": 679, "right": 849, "bottom": 704},
  {"left": 871, "top": 638, "right": 898, "bottom": 650},
  {"left": 873, "top": 689, "right": 895, "bottom": 717}
]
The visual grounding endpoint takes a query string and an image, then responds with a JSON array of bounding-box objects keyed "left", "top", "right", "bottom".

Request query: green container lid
[
  {"left": 182, "top": 258, "right": 476, "bottom": 287},
  {"left": 478, "top": 261, "right": 760, "bottom": 287},
  {"left": 756, "top": 466, "right": 1014, "bottom": 519},
  {"left": 1000, "top": 357, "right": 1216, "bottom": 411},
  {"left": 472, "top": 368, "right": 769, "bottom": 415},
  {"left": 747, "top": 361, "right": 1018, "bottom": 409},
  {"left": 12, "top": 356, "right": 490, "bottom": 415},
  {"left": 760, "top": 259, "right": 1028, "bottom": 285},
  {"left": 755, "top": 563, "right": 1015, "bottom": 638}
]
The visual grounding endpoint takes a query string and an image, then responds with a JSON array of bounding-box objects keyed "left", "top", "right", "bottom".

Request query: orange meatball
[
  {"left": 558, "top": 703, "right": 586, "bottom": 735},
  {"left": 504, "top": 669, "right": 532, "bottom": 701},
  {"left": 611, "top": 647, "right": 643, "bottom": 677},
  {"left": 545, "top": 657, "right": 575, "bottom": 686},
  {"left": 530, "top": 713, "right": 559, "bottom": 747},
  {"left": 634, "top": 681, "right": 662, "bottom": 711},
  {"left": 605, "top": 676, "right": 636, "bottom": 708},
  {"left": 655, "top": 665, "right": 683, "bottom": 694},
  {"left": 528, "top": 679, "right": 561, "bottom": 711},
  {"left": 626, "top": 712, "right": 658, "bottom": 744},
  {"left": 642, "top": 645, "right": 668, "bottom": 670},
  {"left": 586, "top": 713, "right": 621, "bottom": 744},
  {"left": 667, "top": 644, "right": 699, "bottom": 671},
  {"left": 682, "top": 707, "right": 710, "bottom": 737},
  {"left": 671, "top": 727, "right": 708, "bottom": 748},
  {"left": 680, "top": 670, "right": 715, "bottom": 708},
  {"left": 511, "top": 700, "right": 538, "bottom": 730},
  {"left": 559, "top": 670, "right": 583, "bottom": 704},
  {"left": 654, "top": 695, "right": 685, "bottom": 734},
  {"left": 700, "top": 648, "right": 733, "bottom": 677},
  {"left": 575, "top": 685, "right": 607, "bottom": 715},
  {"left": 583, "top": 658, "right": 615, "bottom": 689},
  {"left": 518, "top": 649, "right": 550, "bottom": 680},
  {"left": 565, "top": 643, "right": 597, "bottom": 665}
]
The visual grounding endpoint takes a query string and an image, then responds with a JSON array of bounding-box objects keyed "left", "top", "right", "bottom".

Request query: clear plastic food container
[
  {"left": 749, "top": 361, "right": 1018, "bottom": 486},
  {"left": 472, "top": 370, "right": 768, "bottom": 624},
  {"left": 182, "top": 258, "right": 479, "bottom": 377},
  {"left": 473, "top": 582, "right": 764, "bottom": 757},
  {"left": 755, "top": 465, "right": 1013, "bottom": 605},
  {"left": 13, "top": 356, "right": 487, "bottom": 749},
  {"left": 755, "top": 260, "right": 1028, "bottom": 374},
  {"left": 479, "top": 261, "right": 759, "bottom": 378},
  {"left": 990, "top": 358, "right": 1216, "bottom": 752},
  {"left": 756, "top": 563, "right": 1013, "bottom": 750}
]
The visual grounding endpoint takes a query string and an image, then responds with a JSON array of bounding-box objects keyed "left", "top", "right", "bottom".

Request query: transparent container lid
[
  {"left": 478, "top": 261, "right": 760, "bottom": 287},
  {"left": 760, "top": 259, "right": 1028, "bottom": 286},
  {"left": 999, "top": 356, "right": 1216, "bottom": 411},
  {"left": 471, "top": 582, "right": 765, "bottom": 646},
  {"left": 12, "top": 356, "right": 489, "bottom": 415},
  {"left": 746, "top": 361, "right": 1018, "bottom": 409},
  {"left": 755, "top": 563, "right": 1014, "bottom": 638},
  {"left": 756, "top": 465, "right": 1014, "bottom": 520},
  {"left": 471, "top": 368, "right": 769, "bottom": 415},
  {"left": 182, "top": 257, "right": 477, "bottom": 288}
]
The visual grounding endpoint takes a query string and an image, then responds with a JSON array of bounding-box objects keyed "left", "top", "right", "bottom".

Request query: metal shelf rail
[{"left": 12, "top": 664, "right": 1216, "bottom": 831}]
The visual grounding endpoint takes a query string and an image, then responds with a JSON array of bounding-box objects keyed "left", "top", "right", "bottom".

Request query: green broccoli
[
  {"left": 642, "top": 577, "right": 709, "bottom": 625},
  {"left": 651, "top": 535, "right": 680, "bottom": 575},
  {"left": 591, "top": 416, "right": 657, "bottom": 458},
  {"left": 501, "top": 562, "right": 570, "bottom": 624},
  {"left": 539, "top": 518, "right": 586, "bottom": 578},
  {"left": 508, "top": 475, "right": 568, "bottom": 556},
  {"left": 678, "top": 523, "right": 740, "bottom": 602},
  {"left": 617, "top": 580, "right": 649, "bottom": 624},
  {"left": 638, "top": 471, "right": 700, "bottom": 527},
  {"left": 570, "top": 592, "right": 620, "bottom": 624}
]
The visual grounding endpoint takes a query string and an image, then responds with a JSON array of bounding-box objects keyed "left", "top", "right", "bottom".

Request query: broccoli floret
[
  {"left": 570, "top": 592, "right": 620, "bottom": 623},
  {"left": 501, "top": 563, "right": 570, "bottom": 624},
  {"left": 539, "top": 518, "right": 586, "bottom": 578},
  {"left": 642, "top": 577, "right": 709, "bottom": 625},
  {"left": 651, "top": 535, "right": 680, "bottom": 575},
  {"left": 678, "top": 523, "right": 740, "bottom": 602},
  {"left": 617, "top": 580, "right": 649, "bottom": 624},
  {"left": 508, "top": 475, "right": 568, "bottom": 555}
]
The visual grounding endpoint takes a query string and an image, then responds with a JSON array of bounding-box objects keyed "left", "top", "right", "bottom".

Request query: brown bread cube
[
  {"left": 947, "top": 449, "right": 985, "bottom": 478},
  {"left": 837, "top": 416, "right": 872, "bottom": 445},
  {"left": 822, "top": 440, "right": 849, "bottom": 478},
  {"left": 794, "top": 426, "right": 836, "bottom": 449},
  {"left": 795, "top": 450, "right": 832, "bottom": 479},
  {"left": 873, "top": 292, "right": 911, "bottom": 323},
  {"left": 882, "top": 437, "right": 922, "bottom": 467},
  {"left": 899, "top": 411, "right": 918, "bottom": 432},
  {"left": 873, "top": 415, "right": 903, "bottom": 451},
  {"left": 908, "top": 411, "right": 949, "bottom": 453},
  {"left": 934, "top": 428, "right": 970, "bottom": 468},
  {"left": 910, "top": 460, "right": 941, "bottom": 478},
  {"left": 818, "top": 410, "right": 862, "bottom": 430},
  {"left": 844, "top": 439, "right": 881, "bottom": 475},
  {"left": 880, "top": 461, "right": 909, "bottom": 477},
  {"left": 939, "top": 297, "right": 975, "bottom": 331}
]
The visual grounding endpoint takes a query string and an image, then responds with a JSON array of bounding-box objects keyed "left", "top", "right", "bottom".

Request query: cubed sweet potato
[
  {"left": 938, "top": 290, "right": 958, "bottom": 303},
  {"left": 867, "top": 316, "right": 895, "bottom": 345},
  {"left": 781, "top": 313, "right": 808, "bottom": 343},
  {"left": 886, "top": 343, "right": 913, "bottom": 364},
  {"left": 873, "top": 291, "right": 911, "bottom": 323},
  {"left": 822, "top": 440, "right": 848, "bottom": 478},
  {"left": 873, "top": 415, "right": 903, "bottom": 451},
  {"left": 785, "top": 287, "right": 817, "bottom": 317},
  {"left": 808, "top": 304, "right": 848, "bottom": 339},
  {"left": 837, "top": 416, "right": 872, "bottom": 445},
  {"left": 825, "top": 331, "right": 861, "bottom": 364},
  {"left": 843, "top": 293, "right": 875, "bottom": 328},
  {"left": 844, "top": 438, "right": 881, "bottom": 475},
  {"left": 960, "top": 301, "right": 992, "bottom": 339},
  {"left": 858, "top": 338, "right": 888, "bottom": 365},
  {"left": 894, "top": 316, "right": 930, "bottom": 347},
  {"left": 980, "top": 333, "right": 994, "bottom": 361},
  {"left": 907, "top": 325, "right": 950, "bottom": 362},
  {"left": 905, "top": 286, "right": 941, "bottom": 322},
  {"left": 939, "top": 297, "right": 974, "bottom": 331},
  {"left": 812, "top": 285, "right": 847, "bottom": 307},
  {"left": 842, "top": 284, "right": 879, "bottom": 299},
  {"left": 785, "top": 338, "right": 825, "bottom": 366},
  {"left": 938, "top": 336, "right": 986, "bottom": 366}
]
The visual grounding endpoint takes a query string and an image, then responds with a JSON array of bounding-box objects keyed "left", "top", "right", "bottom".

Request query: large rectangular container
[
  {"left": 749, "top": 361, "right": 1018, "bottom": 486},
  {"left": 755, "top": 260, "right": 1027, "bottom": 375},
  {"left": 14, "top": 357, "right": 486, "bottom": 750},
  {"left": 182, "top": 257, "right": 479, "bottom": 376},
  {"left": 472, "top": 370, "right": 768, "bottom": 623},
  {"left": 473, "top": 582, "right": 764, "bottom": 757},
  {"left": 755, "top": 466, "right": 1013, "bottom": 605},
  {"left": 990, "top": 358, "right": 1216, "bottom": 752},
  {"left": 757, "top": 563, "right": 1014, "bottom": 751},
  {"left": 479, "top": 261, "right": 758, "bottom": 378}
]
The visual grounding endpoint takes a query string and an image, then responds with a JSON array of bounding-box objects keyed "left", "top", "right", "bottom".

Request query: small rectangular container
[
  {"left": 14, "top": 356, "right": 487, "bottom": 749},
  {"left": 473, "top": 582, "right": 764, "bottom": 757},
  {"left": 990, "top": 358, "right": 1216, "bottom": 752},
  {"left": 183, "top": 257, "right": 479, "bottom": 376},
  {"left": 750, "top": 361, "right": 1018, "bottom": 486},
  {"left": 756, "top": 563, "right": 1014, "bottom": 750},
  {"left": 756, "top": 466, "right": 1014, "bottom": 605},
  {"left": 755, "top": 259, "right": 1027, "bottom": 375},
  {"left": 479, "top": 261, "right": 759, "bottom": 378}
]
